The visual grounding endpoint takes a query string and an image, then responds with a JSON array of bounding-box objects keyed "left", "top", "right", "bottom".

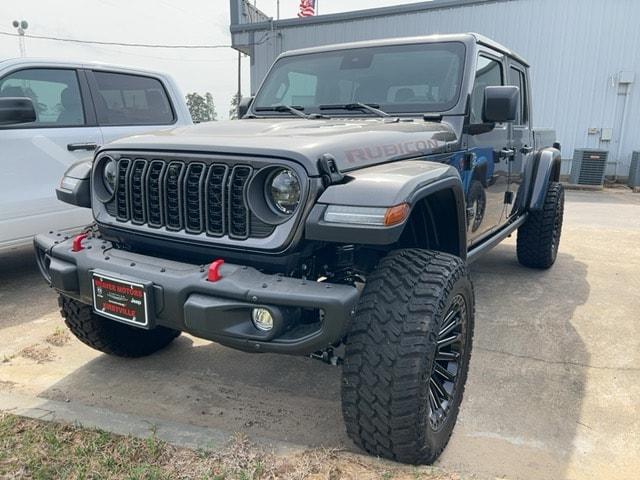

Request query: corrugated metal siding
[{"left": 237, "top": 0, "right": 640, "bottom": 176}]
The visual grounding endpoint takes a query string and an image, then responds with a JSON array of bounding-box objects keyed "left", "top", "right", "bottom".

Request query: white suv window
[
  {"left": 92, "top": 71, "right": 174, "bottom": 126},
  {"left": 0, "top": 68, "right": 85, "bottom": 127}
]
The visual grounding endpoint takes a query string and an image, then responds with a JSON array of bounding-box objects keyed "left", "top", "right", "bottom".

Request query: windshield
[{"left": 253, "top": 41, "right": 466, "bottom": 116}]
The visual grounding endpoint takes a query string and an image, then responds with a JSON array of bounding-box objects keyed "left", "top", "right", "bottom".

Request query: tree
[
  {"left": 229, "top": 92, "right": 242, "bottom": 120},
  {"left": 186, "top": 92, "right": 217, "bottom": 123}
]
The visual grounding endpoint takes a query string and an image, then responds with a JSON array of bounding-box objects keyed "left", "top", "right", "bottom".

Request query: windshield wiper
[
  {"left": 254, "top": 104, "right": 310, "bottom": 119},
  {"left": 319, "top": 102, "right": 390, "bottom": 118}
]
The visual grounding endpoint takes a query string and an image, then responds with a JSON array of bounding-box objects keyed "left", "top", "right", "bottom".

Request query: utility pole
[
  {"left": 277, "top": 0, "right": 280, "bottom": 20},
  {"left": 12, "top": 20, "right": 28, "bottom": 57},
  {"left": 237, "top": 50, "right": 242, "bottom": 117}
]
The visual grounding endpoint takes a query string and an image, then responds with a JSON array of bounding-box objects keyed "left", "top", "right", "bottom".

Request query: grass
[
  {"left": 0, "top": 413, "right": 462, "bottom": 480},
  {"left": 45, "top": 328, "right": 71, "bottom": 348},
  {"left": 18, "top": 344, "right": 54, "bottom": 364}
]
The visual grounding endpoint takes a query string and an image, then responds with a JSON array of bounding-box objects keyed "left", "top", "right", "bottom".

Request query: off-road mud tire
[
  {"left": 341, "top": 249, "right": 474, "bottom": 465},
  {"left": 467, "top": 179, "right": 487, "bottom": 233},
  {"left": 59, "top": 295, "right": 180, "bottom": 358},
  {"left": 517, "top": 182, "right": 565, "bottom": 269}
]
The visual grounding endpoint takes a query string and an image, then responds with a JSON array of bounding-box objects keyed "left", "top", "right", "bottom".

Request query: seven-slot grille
[{"left": 108, "top": 157, "right": 274, "bottom": 239}]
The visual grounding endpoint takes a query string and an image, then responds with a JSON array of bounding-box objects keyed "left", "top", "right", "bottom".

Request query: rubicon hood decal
[{"left": 106, "top": 118, "right": 458, "bottom": 174}]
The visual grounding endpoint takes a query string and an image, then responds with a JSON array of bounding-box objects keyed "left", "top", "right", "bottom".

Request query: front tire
[
  {"left": 341, "top": 249, "right": 474, "bottom": 465},
  {"left": 517, "top": 182, "right": 565, "bottom": 269},
  {"left": 59, "top": 295, "right": 180, "bottom": 358}
]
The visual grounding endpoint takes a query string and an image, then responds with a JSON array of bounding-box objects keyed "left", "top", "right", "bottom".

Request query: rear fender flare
[{"left": 527, "top": 147, "right": 562, "bottom": 211}]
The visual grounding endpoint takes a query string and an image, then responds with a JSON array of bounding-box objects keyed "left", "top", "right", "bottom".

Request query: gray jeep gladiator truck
[{"left": 32, "top": 33, "right": 564, "bottom": 464}]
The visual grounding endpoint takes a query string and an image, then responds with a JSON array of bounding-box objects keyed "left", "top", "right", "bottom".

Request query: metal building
[{"left": 230, "top": 0, "right": 639, "bottom": 179}]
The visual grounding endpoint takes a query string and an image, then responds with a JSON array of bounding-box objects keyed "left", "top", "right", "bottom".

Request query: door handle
[
  {"left": 67, "top": 142, "right": 98, "bottom": 152},
  {"left": 520, "top": 145, "right": 534, "bottom": 154},
  {"left": 495, "top": 148, "right": 515, "bottom": 162}
]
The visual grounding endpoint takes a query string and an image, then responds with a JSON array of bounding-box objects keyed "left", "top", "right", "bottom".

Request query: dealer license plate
[{"left": 92, "top": 273, "right": 149, "bottom": 327}]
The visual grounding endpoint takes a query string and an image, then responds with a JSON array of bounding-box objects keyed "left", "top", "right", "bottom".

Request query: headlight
[
  {"left": 103, "top": 158, "right": 117, "bottom": 194},
  {"left": 267, "top": 168, "right": 300, "bottom": 215},
  {"left": 324, "top": 203, "right": 410, "bottom": 226}
]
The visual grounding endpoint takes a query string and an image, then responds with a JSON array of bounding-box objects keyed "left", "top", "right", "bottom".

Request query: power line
[
  {"left": 0, "top": 30, "right": 231, "bottom": 49},
  {"left": 81, "top": 42, "right": 243, "bottom": 63}
]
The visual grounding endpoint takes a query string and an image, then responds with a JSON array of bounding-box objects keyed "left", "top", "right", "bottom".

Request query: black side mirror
[
  {"left": 238, "top": 96, "right": 254, "bottom": 118},
  {"left": 56, "top": 158, "right": 93, "bottom": 208},
  {"left": 0, "top": 97, "right": 37, "bottom": 125},
  {"left": 483, "top": 86, "right": 519, "bottom": 123}
]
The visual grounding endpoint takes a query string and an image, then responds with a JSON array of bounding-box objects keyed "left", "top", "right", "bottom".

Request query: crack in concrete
[{"left": 476, "top": 346, "right": 640, "bottom": 372}]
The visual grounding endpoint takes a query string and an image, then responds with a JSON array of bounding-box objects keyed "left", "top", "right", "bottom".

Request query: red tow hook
[
  {"left": 207, "top": 259, "right": 225, "bottom": 282},
  {"left": 71, "top": 233, "right": 89, "bottom": 252}
]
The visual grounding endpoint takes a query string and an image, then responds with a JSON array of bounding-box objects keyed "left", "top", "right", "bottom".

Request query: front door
[
  {"left": 465, "top": 53, "right": 512, "bottom": 245},
  {"left": 0, "top": 68, "right": 100, "bottom": 247}
]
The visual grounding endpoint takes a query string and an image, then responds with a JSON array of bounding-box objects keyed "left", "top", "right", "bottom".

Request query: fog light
[{"left": 251, "top": 308, "right": 274, "bottom": 331}]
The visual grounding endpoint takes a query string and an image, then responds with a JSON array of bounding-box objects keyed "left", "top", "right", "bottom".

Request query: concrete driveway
[{"left": 1, "top": 190, "right": 638, "bottom": 480}]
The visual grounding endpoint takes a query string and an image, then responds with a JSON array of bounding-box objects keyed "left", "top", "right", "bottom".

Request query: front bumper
[{"left": 34, "top": 232, "right": 359, "bottom": 355}]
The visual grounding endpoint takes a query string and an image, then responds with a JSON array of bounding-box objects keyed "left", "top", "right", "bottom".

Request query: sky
[{"left": 0, "top": 1, "right": 427, "bottom": 119}]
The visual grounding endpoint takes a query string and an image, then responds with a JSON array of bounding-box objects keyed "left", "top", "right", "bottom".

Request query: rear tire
[
  {"left": 517, "top": 182, "right": 565, "bottom": 269},
  {"left": 341, "top": 249, "right": 474, "bottom": 465},
  {"left": 59, "top": 295, "right": 180, "bottom": 358},
  {"left": 467, "top": 180, "right": 486, "bottom": 233}
]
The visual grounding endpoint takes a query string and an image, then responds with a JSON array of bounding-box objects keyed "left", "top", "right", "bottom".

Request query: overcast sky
[{"left": 0, "top": 1, "right": 427, "bottom": 119}]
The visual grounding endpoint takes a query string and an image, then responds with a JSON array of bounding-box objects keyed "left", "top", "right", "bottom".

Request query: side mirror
[
  {"left": 0, "top": 97, "right": 37, "bottom": 125},
  {"left": 56, "top": 158, "right": 93, "bottom": 208},
  {"left": 238, "top": 96, "right": 254, "bottom": 118},
  {"left": 483, "top": 86, "right": 519, "bottom": 123}
]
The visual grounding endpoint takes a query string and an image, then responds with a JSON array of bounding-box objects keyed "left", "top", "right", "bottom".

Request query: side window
[
  {"left": 509, "top": 66, "right": 528, "bottom": 125},
  {"left": 0, "top": 68, "right": 84, "bottom": 127},
  {"left": 470, "top": 55, "right": 503, "bottom": 124},
  {"left": 92, "top": 72, "right": 174, "bottom": 126}
]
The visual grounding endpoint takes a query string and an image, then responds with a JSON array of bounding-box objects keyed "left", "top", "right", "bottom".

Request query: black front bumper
[{"left": 34, "top": 232, "right": 359, "bottom": 355}]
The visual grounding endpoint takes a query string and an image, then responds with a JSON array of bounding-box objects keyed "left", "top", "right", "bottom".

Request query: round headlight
[
  {"left": 103, "top": 158, "right": 117, "bottom": 194},
  {"left": 267, "top": 169, "right": 300, "bottom": 215}
]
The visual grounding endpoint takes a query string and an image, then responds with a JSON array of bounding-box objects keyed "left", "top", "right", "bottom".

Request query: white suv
[{"left": 0, "top": 59, "right": 192, "bottom": 251}]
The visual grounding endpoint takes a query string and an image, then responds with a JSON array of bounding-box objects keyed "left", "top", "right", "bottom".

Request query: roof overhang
[{"left": 230, "top": 0, "right": 515, "bottom": 33}]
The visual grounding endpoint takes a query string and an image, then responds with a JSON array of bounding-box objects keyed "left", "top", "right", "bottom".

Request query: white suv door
[
  {"left": 0, "top": 67, "right": 100, "bottom": 249},
  {"left": 87, "top": 70, "right": 177, "bottom": 144}
]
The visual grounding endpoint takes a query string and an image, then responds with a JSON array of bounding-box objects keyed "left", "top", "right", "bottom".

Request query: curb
[{"left": 0, "top": 391, "right": 303, "bottom": 455}]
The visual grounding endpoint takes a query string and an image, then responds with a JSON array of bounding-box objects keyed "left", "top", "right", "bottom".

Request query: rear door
[
  {"left": 506, "top": 60, "right": 533, "bottom": 218},
  {"left": 0, "top": 67, "right": 100, "bottom": 247},
  {"left": 86, "top": 70, "right": 177, "bottom": 144}
]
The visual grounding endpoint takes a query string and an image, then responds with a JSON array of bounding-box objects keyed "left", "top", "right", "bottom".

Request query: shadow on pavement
[
  {"left": 39, "top": 242, "right": 590, "bottom": 479},
  {"left": 447, "top": 244, "right": 590, "bottom": 480},
  {"left": 0, "top": 245, "right": 58, "bottom": 328}
]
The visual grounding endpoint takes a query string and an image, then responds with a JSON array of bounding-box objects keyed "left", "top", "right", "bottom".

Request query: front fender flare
[{"left": 305, "top": 159, "right": 467, "bottom": 257}]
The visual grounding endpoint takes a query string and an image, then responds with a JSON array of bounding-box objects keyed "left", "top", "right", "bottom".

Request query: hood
[{"left": 103, "top": 118, "right": 459, "bottom": 175}]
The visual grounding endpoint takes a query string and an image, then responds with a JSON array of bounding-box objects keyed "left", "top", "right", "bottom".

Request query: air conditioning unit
[
  {"left": 628, "top": 151, "right": 640, "bottom": 188},
  {"left": 569, "top": 149, "right": 608, "bottom": 186}
]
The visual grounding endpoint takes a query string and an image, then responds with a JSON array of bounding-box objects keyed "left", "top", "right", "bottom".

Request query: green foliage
[
  {"left": 186, "top": 92, "right": 218, "bottom": 123},
  {"left": 229, "top": 92, "right": 242, "bottom": 120}
]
